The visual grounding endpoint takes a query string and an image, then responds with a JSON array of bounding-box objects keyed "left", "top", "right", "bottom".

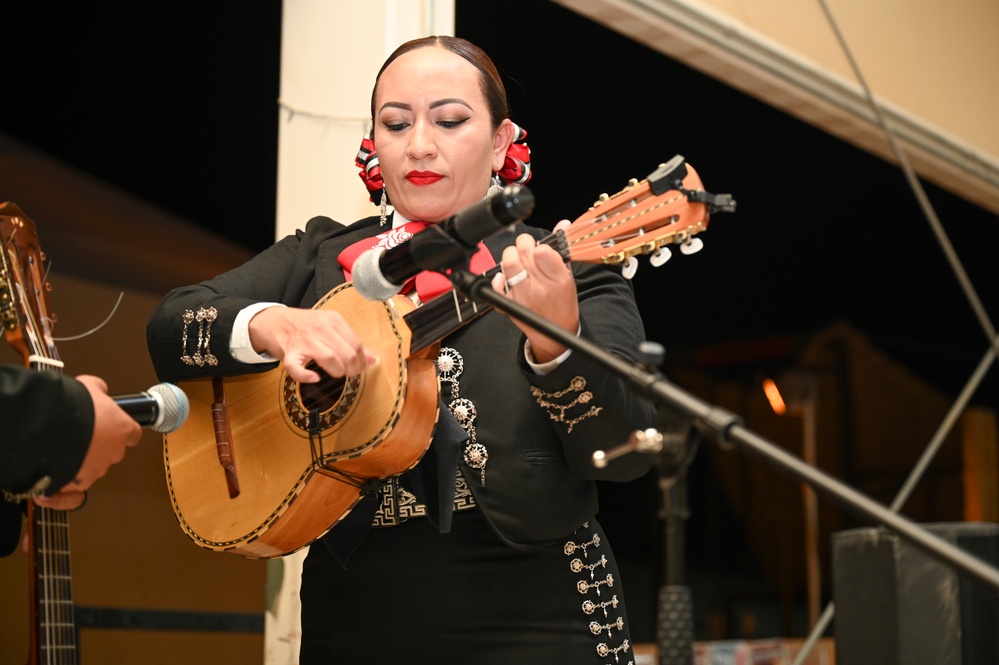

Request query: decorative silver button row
[
  {"left": 590, "top": 616, "right": 625, "bottom": 637},
  {"left": 577, "top": 573, "right": 614, "bottom": 596},
  {"left": 596, "top": 638, "right": 631, "bottom": 662},
  {"left": 180, "top": 307, "right": 218, "bottom": 366},
  {"left": 570, "top": 554, "right": 607, "bottom": 578},
  {"left": 565, "top": 524, "right": 629, "bottom": 663},
  {"left": 582, "top": 594, "right": 619, "bottom": 617},
  {"left": 564, "top": 532, "right": 601, "bottom": 557},
  {"left": 437, "top": 347, "right": 488, "bottom": 487}
]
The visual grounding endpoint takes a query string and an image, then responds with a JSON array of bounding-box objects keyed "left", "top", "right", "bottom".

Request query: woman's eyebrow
[
  {"left": 378, "top": 101, "right": 411, "bottom": 113},
  {"left": 378, "top": 98, "right": 473, "bottom": 114},
  {"left": 430, "top": 97, "right": 472, "bottom": 110}
]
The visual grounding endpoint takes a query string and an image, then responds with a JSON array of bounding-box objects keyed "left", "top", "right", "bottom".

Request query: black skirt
[{"left": 299, "top": 508, "right": 635, "bottom": 664}]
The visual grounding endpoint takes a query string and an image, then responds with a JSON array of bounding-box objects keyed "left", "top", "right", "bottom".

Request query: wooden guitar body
[{"left": 166, "top": 284, "right": 440, "bottom": 558}]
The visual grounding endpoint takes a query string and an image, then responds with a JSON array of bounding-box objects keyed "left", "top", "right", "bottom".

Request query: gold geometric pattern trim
[
  {"left": 371, "top": 472, "right": 476, "bottom": 528},
  {"left": 529, "top": 376, "right": 603, "bottom": 433}
]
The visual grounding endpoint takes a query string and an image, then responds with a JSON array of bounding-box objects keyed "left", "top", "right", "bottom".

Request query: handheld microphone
[
  {"left": 352, "top": 184, "right": 535, "bottom": 301},
  {"left": 113, "top": 383, "right": 190, "bottom": 433}
]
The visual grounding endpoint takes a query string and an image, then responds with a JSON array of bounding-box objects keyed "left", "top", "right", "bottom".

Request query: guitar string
[
  {"left": 28, "top": 287, "right": 65, "bottom": 663},
  {"left": 302, "top": 186, "right": 693, "bottom": 434},
  {"left": 301, "top": 228, "right": 561, "bottom": 394},
  {"left": 39, "top": 285, "right": 75, "bottom": 663},
  {"left": 52, "top": 292, "right": 124, "bottom": 342},
  {"left": 13, "top": 241, "right": 75, "bottom": 662},
  {"left": 563, "top": 190, "right": 693, "bottom": 261}
]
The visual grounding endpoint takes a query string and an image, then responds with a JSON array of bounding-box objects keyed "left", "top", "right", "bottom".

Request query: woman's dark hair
[{"left": 370, "top": 36, "right": 510, "bottom": 130}]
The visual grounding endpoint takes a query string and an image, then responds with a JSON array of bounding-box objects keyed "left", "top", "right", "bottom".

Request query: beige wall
[
  {"left": 556, "top": 0, "right": 999, "bottom": 213},
  {"left": 699, "top": 0, "right": 999, "bottom": 156}
]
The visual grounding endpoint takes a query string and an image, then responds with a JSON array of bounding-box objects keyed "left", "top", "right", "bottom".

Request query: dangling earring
[
  {"left": 379, "top": 186, "right": 388, "bottom": 226},
  {"left": 487, "top": 174, "right": 503, "bottom": 198}
]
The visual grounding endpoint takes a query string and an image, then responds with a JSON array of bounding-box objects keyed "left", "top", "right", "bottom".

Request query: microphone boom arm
[{"left": 447, "top": 267, "right": 999, "bottom": 592}]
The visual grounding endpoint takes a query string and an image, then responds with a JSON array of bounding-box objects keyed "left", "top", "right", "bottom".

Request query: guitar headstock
[
  {"left": 564, "top": 155, "right": 735, "bottom": 277},
  {"left": 0, "top": 202, "right": 59, "bottom": 366}
]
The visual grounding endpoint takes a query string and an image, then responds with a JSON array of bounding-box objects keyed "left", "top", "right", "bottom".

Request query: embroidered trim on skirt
[{"left": 301, "top": 509, "right": 634, "bottom": 664}]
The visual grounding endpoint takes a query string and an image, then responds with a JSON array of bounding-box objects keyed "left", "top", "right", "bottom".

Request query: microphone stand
[
  {"left": 446, "top": 267, "right": 999, "bottom": 645},
  {"left": 632, "top": 343, "right": 700, "bottom": 665},
  {"left": 653, "top": 420, "right": 701, "bottom": 665}
]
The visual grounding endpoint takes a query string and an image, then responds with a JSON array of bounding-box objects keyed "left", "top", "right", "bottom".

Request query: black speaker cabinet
[{"left": 833, "top": 523, "right": 999, "bottom": 665}]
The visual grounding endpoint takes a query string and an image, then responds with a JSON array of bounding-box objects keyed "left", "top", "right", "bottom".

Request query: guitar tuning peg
[
  {"left": 680, "top": 237, "right": 704, "bottom": 255},
  {"left": 622, "top": 257, "right": 639, "bottom": 280},
  {"left": 649, "top": 246, "right": 672, "bottom": 267}
]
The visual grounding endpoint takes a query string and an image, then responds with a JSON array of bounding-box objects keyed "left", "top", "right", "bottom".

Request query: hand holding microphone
[
  {"left": 34, "top": 377, "right": 189, "bottom": 511},
  {"left": 111, "top": 382, "right": 190, "bottom": 433}
]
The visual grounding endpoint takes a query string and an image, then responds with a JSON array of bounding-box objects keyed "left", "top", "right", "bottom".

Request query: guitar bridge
[{"left": 211, "top": 376, "right": 241, "bottom": 498}]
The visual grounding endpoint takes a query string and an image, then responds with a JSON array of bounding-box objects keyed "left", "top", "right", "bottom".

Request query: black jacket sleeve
[{"left": 0, "top": 366, "right": 94, "bottom": 496}]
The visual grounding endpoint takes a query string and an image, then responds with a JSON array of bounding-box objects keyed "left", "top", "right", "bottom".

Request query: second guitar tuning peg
[
  {"left": 680, "top": 237, "right": 704, "bottom": 255},
  {"left": 649, "top": 247, "right": 672, "bottom": 267}
]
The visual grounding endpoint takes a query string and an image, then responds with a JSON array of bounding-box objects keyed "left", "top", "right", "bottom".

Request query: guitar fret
[
  {"left": 34, "top": 504, "right": 78, "bottom": 662},
  {"left": 404, "top": 231, "right": 568, "bottom": 353},
  {"left": 406, "top": 291, "right": 490, "bottom": 353}
]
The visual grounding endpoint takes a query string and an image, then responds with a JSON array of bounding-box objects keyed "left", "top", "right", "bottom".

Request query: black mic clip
[{"left": 402, "top": 222, "right": 480, "bottom": 277}]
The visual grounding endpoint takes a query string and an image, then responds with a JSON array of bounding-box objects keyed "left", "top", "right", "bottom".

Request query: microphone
[
  {"left": 352, "top": 184, "right": 535, "bottom": 301},
  {"left": 113, "top": 383, "right": 190, "bottom": 433}
]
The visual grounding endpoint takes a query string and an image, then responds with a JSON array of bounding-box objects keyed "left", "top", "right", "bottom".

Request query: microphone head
[
  {"left": 450, "top": 184, "right": 535, "bottom": 247},
  {"left": 147, "top": 383, "right": 190, "bottom": 433},
  {"left": 489, "top": 184, "right": 535, "bottom": 226},
  {"left": 352, "top": 247, "right": 404, "bottom": 301}
]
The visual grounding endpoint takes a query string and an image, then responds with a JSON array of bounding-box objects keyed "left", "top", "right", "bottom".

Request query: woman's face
[{"left": 373, "top": 46, "right": 512, "bottom": 223}]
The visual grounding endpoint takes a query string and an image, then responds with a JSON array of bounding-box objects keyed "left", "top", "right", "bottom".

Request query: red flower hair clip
[
  {"left": 355, "top": 133, "right": 384, "bottom": 204},
  {"left": 498, "top": 123, "right": 532, "bottom": 185}
]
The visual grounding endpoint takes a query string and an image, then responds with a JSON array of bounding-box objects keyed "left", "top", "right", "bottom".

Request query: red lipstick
[{"left": 406, "top": 170, "right": 444, "bottom": 186}]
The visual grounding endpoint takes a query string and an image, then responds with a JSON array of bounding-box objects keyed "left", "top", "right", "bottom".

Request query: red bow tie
[{"left": 338, "top": 221, "right": 496, "bottom": 302}]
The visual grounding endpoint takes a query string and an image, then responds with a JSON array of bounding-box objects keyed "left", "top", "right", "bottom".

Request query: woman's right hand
[{"left": 248, "top": 306, "right": 377, "bottom": 383}]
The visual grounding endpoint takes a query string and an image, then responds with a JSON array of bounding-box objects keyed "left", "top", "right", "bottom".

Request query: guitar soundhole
[
  {"left": 283, "top": 364, "right": 362, "bottom": 433},
  {"left": 299, "top": 372, "right": 345, "bottom": 412}
]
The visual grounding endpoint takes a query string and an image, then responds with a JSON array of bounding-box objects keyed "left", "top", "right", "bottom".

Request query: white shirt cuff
[
  {"left": 524, "top": 323, "right": 580, "bottom": 375},
  {"left": 230, "top": 302, "right": 286, "bottom": 364}
]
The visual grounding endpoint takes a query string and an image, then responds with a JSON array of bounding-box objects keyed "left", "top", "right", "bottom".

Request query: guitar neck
[
  {"left": 28, "top": 502, "right": 77, "bottom": 663},
  {"left": 1, "top": 203, "right": 79, "bottom": 663},
  {"left": 403, "top": 230, "right": 568, "bottom": 353}
]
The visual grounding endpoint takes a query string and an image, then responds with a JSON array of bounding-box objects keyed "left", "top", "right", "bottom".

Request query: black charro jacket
[
  {"left": 146, "top": 214, "right": 655, "bottom": 560},
  {"left": 0, "top": 367, "right": 94, "bottom": 556}
]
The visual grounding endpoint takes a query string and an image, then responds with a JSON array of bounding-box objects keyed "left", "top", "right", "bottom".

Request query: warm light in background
[
  {"left": 762, "top": 368, "right": 822, "bottom": 628},
  {"left": 762, "top": 377, "right": 787, "bottom": 415}
]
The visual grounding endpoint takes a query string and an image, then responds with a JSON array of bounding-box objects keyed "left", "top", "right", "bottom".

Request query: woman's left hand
[{"left": 491, "top": 220, "right": 578, "bottom": 363}]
